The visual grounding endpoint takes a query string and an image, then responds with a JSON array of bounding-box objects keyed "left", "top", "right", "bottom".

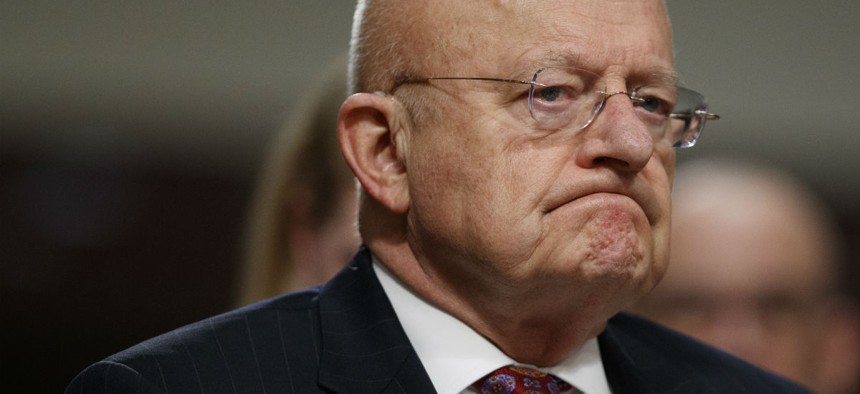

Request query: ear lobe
[{"left": 337, "top": 93, "right": 410, "bottom": 214}]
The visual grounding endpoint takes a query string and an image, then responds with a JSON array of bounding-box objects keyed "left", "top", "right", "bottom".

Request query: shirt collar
[{"left": 372, "top": 256, "right": 612, "bottom": 394}]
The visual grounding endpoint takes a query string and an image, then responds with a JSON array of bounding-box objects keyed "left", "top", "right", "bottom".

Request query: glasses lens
[
  {"left": 528, "top": 67, "right": 605, "bottom": 131},
  {"left": 669, "top": 87, "right": 709, "bottom": 148},
  {"left": 528, "top": 68, "right": 715, "bottom": 148}
]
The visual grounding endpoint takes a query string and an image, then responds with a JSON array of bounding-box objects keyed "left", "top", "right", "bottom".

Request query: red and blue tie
[{"left": 473, "top": 365, "right": 578, "bottom": 394}]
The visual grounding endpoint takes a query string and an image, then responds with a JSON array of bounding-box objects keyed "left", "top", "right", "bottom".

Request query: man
[
  {"left": 67, "top": 1, "right": 809, "bottom": 392},
  {"left": 632, "top": 159, "right": 860, "bottom": 394}
]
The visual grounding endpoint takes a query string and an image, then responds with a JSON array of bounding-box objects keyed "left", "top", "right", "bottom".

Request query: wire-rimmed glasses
[{"left": 394, "top": 67, "right": 719, "bottom": 148}]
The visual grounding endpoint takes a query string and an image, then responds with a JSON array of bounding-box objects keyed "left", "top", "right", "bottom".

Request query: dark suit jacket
[{"left": 67, "top": 246, "right": 810, "bottom": 393}]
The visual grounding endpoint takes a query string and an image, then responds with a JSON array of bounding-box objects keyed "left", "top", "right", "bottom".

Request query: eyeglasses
[{"left": 394, "top": 67, "right": 719, "bottom": 148}]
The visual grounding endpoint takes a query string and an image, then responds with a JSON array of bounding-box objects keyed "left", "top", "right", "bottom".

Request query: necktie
[{"left": 472, "top": 365, "right": 575, "bottom": 394}]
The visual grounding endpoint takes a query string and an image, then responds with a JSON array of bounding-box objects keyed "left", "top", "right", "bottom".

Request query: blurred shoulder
[{"left": 601, "top": 312, "right": 812, "bottom": 393}]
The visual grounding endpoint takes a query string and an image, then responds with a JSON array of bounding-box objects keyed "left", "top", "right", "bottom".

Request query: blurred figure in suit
[
  {"left": 632, "top": 158, "right": 860, "bottom": 394},
  {"left": 236, "top": 56, "right": 359, "bottom": 305}
]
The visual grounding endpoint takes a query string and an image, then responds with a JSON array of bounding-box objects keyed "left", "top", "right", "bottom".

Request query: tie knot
[{"left": 473, "top": 365, "right": 573, "bottom": 394}]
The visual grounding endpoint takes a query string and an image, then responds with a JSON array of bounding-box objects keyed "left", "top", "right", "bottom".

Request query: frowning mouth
[{"left": 545, "top": 190, "right": 658, "bottom": 225}]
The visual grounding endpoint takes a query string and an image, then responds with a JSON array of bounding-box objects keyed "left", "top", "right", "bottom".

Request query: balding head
[
  {"left": 348, "top": 0, "right": 672, "bottom": 94},
  {"left": 669, "top": 159, "right": 840, "bottom": 294},
  {"left": 348, "top": 1, "right": 442, "bottom": 94},
  {"left": 633, "top": 158, "right": 854, "bottom": 392}
]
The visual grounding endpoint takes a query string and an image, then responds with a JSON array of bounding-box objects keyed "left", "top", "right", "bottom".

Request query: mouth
[{"left": 545, "top": 186, "right": 659, "bottom": 226}]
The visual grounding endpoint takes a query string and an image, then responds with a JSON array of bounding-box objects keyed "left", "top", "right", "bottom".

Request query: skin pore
[{"left": 339, "top": 0, "right": 676, "bottom": 366}]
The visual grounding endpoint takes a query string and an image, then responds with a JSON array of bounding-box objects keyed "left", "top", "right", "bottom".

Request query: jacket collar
[{"left": 317, "top": 245, "right": 435, "bottom": 393}]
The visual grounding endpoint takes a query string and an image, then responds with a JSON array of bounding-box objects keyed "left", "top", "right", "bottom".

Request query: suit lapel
[
  {"left": 598, "top": 317, "right": 654, "bottom": 394},
  {"left": 599, "top": 313, "right": 710, "bottom": 394},
  {"left": 317, "top": 246, "right": 435, "bottom": 393}
]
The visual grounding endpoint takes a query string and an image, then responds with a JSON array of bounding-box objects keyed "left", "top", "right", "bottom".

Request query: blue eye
[
  {"left": 638, "top": 97, "right": 662, "bottom": 112},
  {"left": 538, "top": 86, "right": 563, "bottom": 102},
  {"left": 633, "top": 94, "right": 673, "bottom": 117},
  {"left": 631, "top": 86, "right": 675, "bottom": 117}
]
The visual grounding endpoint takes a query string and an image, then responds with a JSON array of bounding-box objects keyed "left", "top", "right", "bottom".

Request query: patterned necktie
[{"left": 472, "top": 365, "right": 576, "bottom": 394}]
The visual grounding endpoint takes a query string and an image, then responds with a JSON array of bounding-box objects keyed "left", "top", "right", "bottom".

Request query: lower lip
[{"left": 551, "top": 192, "right": 650, "bottom": 225}]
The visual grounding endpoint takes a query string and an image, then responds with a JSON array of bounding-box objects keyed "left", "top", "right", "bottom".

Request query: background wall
[{"left": 2, "top": 1, "right": 858, "bottom": 391}]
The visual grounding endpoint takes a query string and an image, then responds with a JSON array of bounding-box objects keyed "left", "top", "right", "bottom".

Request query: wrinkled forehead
[{"left": 410, "top": 0, "right": 673, "bottom": 77}]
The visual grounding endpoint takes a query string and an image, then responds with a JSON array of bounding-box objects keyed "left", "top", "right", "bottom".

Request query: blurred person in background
[
  {"left": 632, "top": 158, "right": 860, "bottom": 394},
  {"left": 236, "top": 57, "right": 359, "bottom": 305}
]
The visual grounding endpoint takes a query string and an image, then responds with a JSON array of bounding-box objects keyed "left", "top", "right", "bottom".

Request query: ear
[{"left": 337, "top": 93, "right": 410, "bottom": 214}]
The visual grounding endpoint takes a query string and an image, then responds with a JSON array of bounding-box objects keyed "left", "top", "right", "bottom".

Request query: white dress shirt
[{"left": 373, "top": 257, "right": 612, "bottom": 394}]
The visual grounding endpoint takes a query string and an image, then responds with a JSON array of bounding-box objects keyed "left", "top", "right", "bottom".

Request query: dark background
[{"left": 2, "top": 1, "right": 859, "bottom": 392}]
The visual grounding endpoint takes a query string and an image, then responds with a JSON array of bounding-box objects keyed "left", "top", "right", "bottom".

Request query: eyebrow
[{"left": 648, "top": 68, "right": 679, "bottom": 87}]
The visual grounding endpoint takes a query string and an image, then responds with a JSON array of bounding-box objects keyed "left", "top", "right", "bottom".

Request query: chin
[
  {"left": 585, "top": 256, "right": 649, "bottom": 290},
  {"left": 583, "top": 231, "right": 645, "bottom": 273},
  {"left": 581, "top": 242, "right": 659, "bottom": 300}
]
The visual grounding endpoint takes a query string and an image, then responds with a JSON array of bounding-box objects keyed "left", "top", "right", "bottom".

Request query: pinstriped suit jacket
[{"left": 66, "top": 246, "right": 811, "bottom": 393}]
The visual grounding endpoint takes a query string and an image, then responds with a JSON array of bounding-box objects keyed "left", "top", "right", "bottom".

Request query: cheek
[
  {"left": 647, "top": 161, "right": 675, "bottom": 283},
  {"left": 655, "top": 145, "right": 676, "bottom": 193},
  {"left": 407, "top": 125, "right": 554, "bottom": 263}
]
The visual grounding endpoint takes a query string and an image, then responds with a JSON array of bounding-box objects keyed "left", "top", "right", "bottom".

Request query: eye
[
  {"left": 638, "top": 97, "right": 664, "bottom": 113},
  {"left": 633, "top": 95, "right": 672, "bottom": 117},
  {"left": 527, "top": 67, "right": 604, "bottom": 130},
  {"left": 528, "top": 84, "right": 585, "bottom": 130},
  {"left": 631, "top": 86, "right": 675, "bottom": 116},
  {"left": 530, "top": 83, "right": 585, "bottom": 113},
  {"left": 537, "top": 86, "right": 563, "bottom": 102}
]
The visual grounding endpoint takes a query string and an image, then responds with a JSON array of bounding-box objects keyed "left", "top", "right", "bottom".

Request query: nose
[{"left": 575, "top": 92, "right": 654, "bottom": 172}]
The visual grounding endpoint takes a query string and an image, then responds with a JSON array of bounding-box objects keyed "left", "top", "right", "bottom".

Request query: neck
[{"left": 368, "top": 239, "right": 617, "bottom": 366}]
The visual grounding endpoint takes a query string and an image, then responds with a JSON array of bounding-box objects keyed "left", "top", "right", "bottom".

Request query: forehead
[{"left": 417, "top": 0, "right": 674, "bottom": 78}]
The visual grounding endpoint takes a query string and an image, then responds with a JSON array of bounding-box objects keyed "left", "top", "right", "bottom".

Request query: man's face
[
  {"left": 400, "top": 0, "right": 676, "bottom": 311},
  {"left": 635, "top": 175, "right": 836, "bottom": 388}
]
